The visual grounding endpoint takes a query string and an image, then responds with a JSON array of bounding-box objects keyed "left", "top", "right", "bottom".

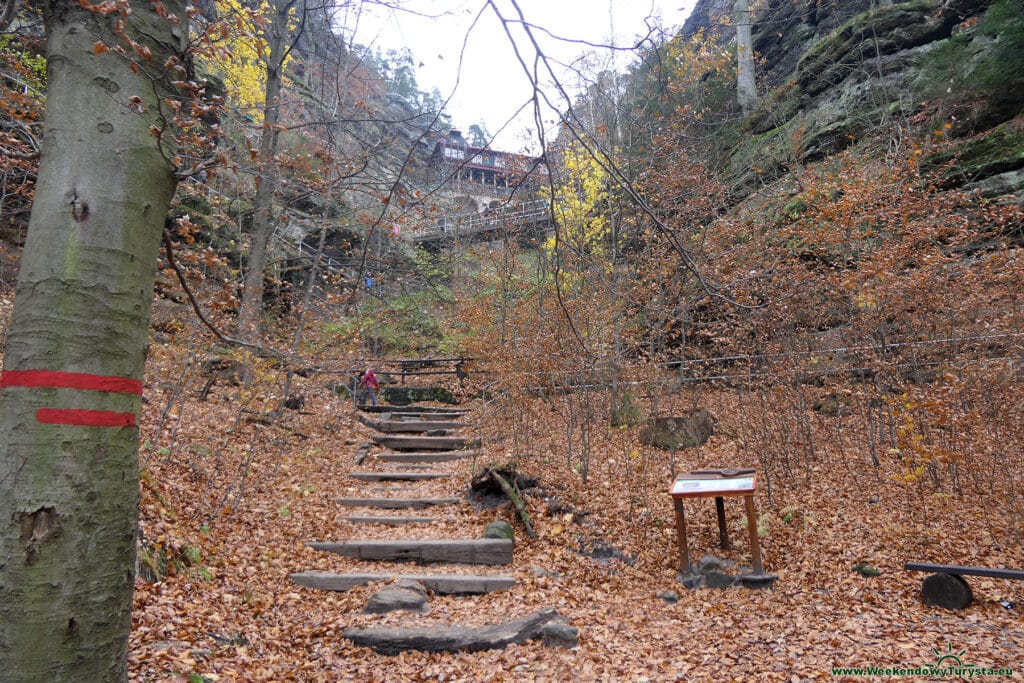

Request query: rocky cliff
[{"left": 683, "top": 0, "right": 1024, "bottom": 202}]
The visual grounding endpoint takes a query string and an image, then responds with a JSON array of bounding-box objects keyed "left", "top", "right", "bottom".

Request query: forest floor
[{"left": 126, "top": 343, "right": 1024, "bottom": 683}]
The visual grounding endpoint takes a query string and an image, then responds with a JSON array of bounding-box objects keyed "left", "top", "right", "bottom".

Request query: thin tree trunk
[
  {"left": 0, "top": 0, "right": 187, "bottom": 679},
  {"left": 236, "top": 0, "right": 295, "bottom": 340},
  {"left": 734, "top": 0, "right": 757, "bottom": 114}
]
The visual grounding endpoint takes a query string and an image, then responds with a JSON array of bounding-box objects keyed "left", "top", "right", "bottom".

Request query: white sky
[{"left": 347, "top": 0, "right": 698, "bottom": 153}]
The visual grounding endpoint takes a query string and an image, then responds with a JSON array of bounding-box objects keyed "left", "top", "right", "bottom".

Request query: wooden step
[
  {"left": 358, "top": 413, "right": 471, "bottom": 433},
  {"left": 378, "top": 451, "right": 478, "bottom": 464},
  {"left": 392, "top": 413, "right": 470, "bottom": 422},
  {"left": 309, "top": 539, "right": 513, "bottom": 565},
  {"left": 358, "top": 406, "right": 468, "bottom": 416},
  {"left": 338, "top": 497, "right": 460, "bottom": 509},
  {"left": 372, "top": 435, "right": 479, "bottom": 451},
  {"left": 348, "top": 471, "right": 451, "bottom": 482},
  {"left": 343, "top": 515, "right": 440, "bottom": 525},
  {"left": 289, "top": 571, "right": 515, "bottom": 594}
]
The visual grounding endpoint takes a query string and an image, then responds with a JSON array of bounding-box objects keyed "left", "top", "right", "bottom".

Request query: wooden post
[
  {"left": 673, "top": 497, "right": 690, "bottom": 572},
  {"left": 744, "top": 494, "right": 764, "bottom": 575},
  {"left": 715, "top": 496, "right": 731, "bottom": 550}
]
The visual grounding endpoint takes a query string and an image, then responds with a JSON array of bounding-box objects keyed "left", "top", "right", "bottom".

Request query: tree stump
[{"left": 921, "top": 572, "right": 973, "bottom": 610}]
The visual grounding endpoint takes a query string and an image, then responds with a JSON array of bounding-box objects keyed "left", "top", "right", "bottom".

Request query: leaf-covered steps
[
  {"left": 309, "top": 539, "right": 513, "bottom": 565},
  {"left": 289, "top": 571, "right": 515, "bottom": 594}
]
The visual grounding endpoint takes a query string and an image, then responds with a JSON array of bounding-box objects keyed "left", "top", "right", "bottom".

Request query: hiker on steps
[{"left": 359, "top": 367, "right": 380, "bottom": 406}]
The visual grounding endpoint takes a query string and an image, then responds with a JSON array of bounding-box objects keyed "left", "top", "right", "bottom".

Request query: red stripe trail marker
[{"left": 0, "top": 369, "right": 142, "bottom": 427}]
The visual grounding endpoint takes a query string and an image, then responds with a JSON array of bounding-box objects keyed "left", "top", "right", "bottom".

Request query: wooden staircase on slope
[{"left": 288, "top": 400, "right": 570, "bottom": 653}]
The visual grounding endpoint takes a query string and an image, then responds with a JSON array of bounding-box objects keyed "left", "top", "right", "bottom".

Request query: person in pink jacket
[{"left": 359, "top": 368, "right": 380, "bottom": 406}]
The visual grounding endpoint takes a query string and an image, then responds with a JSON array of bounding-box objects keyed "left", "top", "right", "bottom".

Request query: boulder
[
  {"left": 484, "top": 521, "right": 515, "bottom": 541},
  {"left": 364, "top": 580, "right": 430, "bottom": 614},
  {"left": 542, "top": 621, "right": 579, "bottom": 649},
  {"left": 639, "top": 409, "right": 715, "bottom": 450},
  {"left": 704, "top": 570, "right": 739, "bottom": 589}
]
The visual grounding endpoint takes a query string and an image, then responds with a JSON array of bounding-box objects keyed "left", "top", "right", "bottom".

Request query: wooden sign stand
[{"left": 670, "top": 468, "right": 765, "bottom": 576}]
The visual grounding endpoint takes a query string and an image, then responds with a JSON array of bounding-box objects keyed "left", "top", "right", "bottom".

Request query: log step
[
  {"left": 309, "top": 539, "right": 513, "bottom": 565},
  {"left": 348, "top": 471, "right": 451, "bottom": 482},
  {"left": 289, "top": 571, "right": 515, "bottom": 594},
  {"left": 358, "top": 413, "right": 471, "bottom": 433},
  {"left": 338, "top": 497, "right": 460, "bottom": 509},
  {"left": 342, "top": 515, "right": 440, "bottom": 525},
  {"left": 372, "top": 435, "right": 479, "bottom": 451},
  {"left": 343, "top": 608, "right": 560, "bottom": 654},
  {"left": 378, "top": 451, "right": 478, "bottom": 464},
  {"left": 358, "top": 406, "right": 467, "bottom": 416}
]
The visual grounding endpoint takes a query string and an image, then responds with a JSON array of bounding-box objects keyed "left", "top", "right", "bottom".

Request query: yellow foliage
[
  {"left": 200, "top": 0, "right": 296, "bottom": 120},
  {"left": 543, "top": 141, "right": 611, "bottom": 261}
]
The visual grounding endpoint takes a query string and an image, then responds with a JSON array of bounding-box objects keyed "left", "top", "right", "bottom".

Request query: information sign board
[{"left": 671, "top": 475, "right": 755, "bottom": 497}]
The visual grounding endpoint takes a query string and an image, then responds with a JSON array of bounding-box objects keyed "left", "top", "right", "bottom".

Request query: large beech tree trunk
[{"left": 0, "top": 0, "right": 187, "bottom": 679}]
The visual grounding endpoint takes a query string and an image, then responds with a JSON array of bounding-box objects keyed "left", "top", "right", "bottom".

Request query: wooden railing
[{"left": 412, "top": 199, "right": 550, "bottom": 243}]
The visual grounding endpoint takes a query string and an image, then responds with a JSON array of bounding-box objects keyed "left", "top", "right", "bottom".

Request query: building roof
[{"left": 430, "top": 129, "right": 547, "bottom": 177}]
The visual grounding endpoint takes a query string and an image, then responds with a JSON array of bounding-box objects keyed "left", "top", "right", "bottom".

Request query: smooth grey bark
[
  {"left": 0, "top": 0, "right": 187, "bottom": 679},
  {"left": 734, "top": 0, "right": 757, "bottom": 113}
]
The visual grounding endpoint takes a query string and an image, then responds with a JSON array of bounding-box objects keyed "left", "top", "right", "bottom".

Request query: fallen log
[
  {"left": 487, "top": 468, "right": 536, "bottom": 539},
  {"left": 344, "top": 608, "right": 560, "bottom": 654}
]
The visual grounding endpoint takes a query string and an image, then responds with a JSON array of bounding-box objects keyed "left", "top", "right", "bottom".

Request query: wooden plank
[
  {"left": 343, "top": 608, "right": 559, "bottom": 654},
  {"left": 348, "top": 471, "right": 452, "bottom": 482},
  {"left": 343, "top": 515, "right": 441, "bottom": 525},
  {"left": 356, "top": 413, "right": 384, "bottom": 431},
  {"left": 289, "top": 571, "right": 515, "bottom": 594},
  {"left": 337, "top": 497, "right": 460, "bottom": 509},
  {"left": 904, "top": 562, "right": 1024, "bottom": 581},
  {"left": 358, "top": 405, "right": 468, "bottom": 415},
  {"left": 378, "top": 451, "right": 478, "bottom": 463},
  {"left": 372, "top": 419, "right": 472, "bottom": 433},
  {"left": 372, "top": 435, "right": 479, "bottom": 451},
  {"left": 395, "top": 413, "right": 470, "bottom": 422},
  {"left": 309, "top": 539, "right": 513, "bottom": 565}
]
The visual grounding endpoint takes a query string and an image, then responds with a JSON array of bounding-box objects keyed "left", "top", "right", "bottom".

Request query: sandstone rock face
[{"left": 683, "top": 0, "right": 1024, "bottom": 203}]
